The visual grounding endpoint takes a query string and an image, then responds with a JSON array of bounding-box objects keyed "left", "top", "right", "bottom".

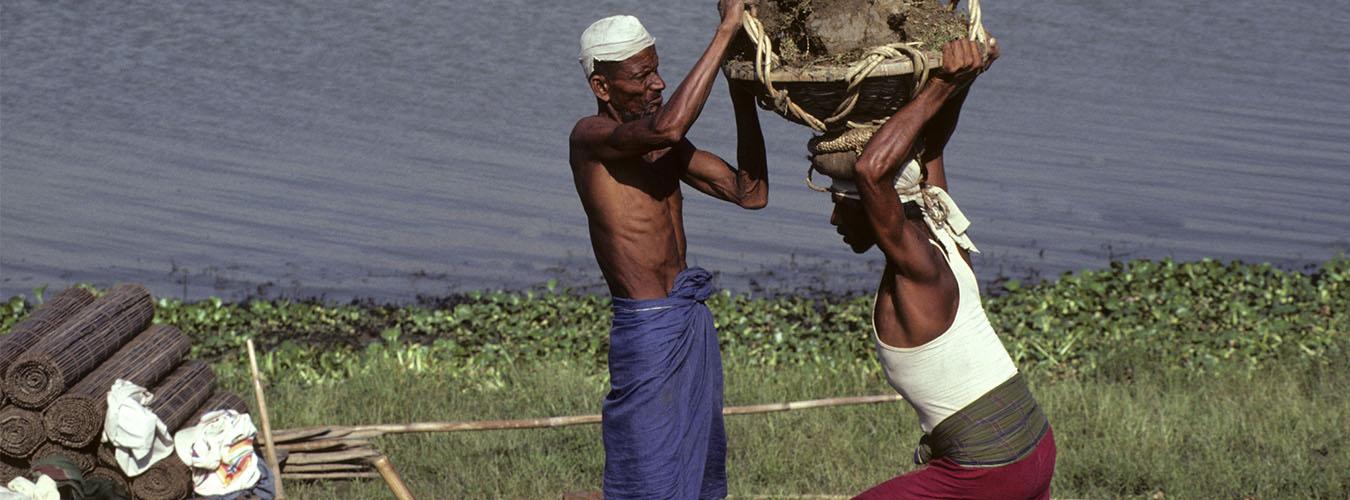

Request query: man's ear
[{"left": 589, "top": 74, "right": 611, "bottom": 103}]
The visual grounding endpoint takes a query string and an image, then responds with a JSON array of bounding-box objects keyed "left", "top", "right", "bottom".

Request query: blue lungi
[{"left": 602, "top": 267, "right": 727, "bottom": 500}]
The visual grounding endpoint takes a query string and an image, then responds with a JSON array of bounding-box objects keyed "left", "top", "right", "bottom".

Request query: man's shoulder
[{"left": 570, "top": 114, "right": 615, "bottom": 147}]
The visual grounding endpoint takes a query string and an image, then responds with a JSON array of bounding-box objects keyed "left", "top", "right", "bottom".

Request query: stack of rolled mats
[{"left": 0, "top": 285, "right": 258, "bottom": 500}]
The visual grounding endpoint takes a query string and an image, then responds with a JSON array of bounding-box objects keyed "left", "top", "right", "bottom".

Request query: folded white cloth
[
  {"left": 3, "top": 475, "right": 59, "bottom": 500},
  {"left": 101, "top": 379, "right": 174, "bottom": 477},
  {"left": 831, "top": 159, "right": 979, "bottom": 254},
  {"left": 579, "top": 15, "right": 655, "bottom": 76},
  {"left": 175, "top": 410, "right": 261, "bottom": 496},
  {"left": 893, "top": 159, "right": 979, "bottom": 254}
]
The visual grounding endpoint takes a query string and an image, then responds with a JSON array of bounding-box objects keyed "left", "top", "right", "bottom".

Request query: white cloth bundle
[
  {"left": 174, "top": 410, "right": 262, "bottom": 496},
  {"left": 101, "top": 379, "right": 174, "bottom": 477},
  {"left": 579, "top": 15, "right": 655, "bottom": 76},
  {"left": 1, "top": 476, "right": 58, "bottom": 500}
]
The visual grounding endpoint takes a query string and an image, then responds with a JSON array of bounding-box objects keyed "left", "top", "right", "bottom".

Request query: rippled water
[{"left": 3, "top": 0, "right": 1348, "bottom": 301}]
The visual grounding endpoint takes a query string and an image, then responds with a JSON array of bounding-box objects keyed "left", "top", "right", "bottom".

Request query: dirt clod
[{"left": 737, "top": 0, "right": 968, "bottom": 66}]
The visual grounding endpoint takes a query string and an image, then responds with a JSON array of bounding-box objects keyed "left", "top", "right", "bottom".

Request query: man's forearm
[
  {"left": 649, "top": 22, "right": 741, "bottom": 142},
  {"left": 855, "top": 80, "right": 958, "bottom": 186},
  {"left": 732, "top": 92, "right": 768, "bottom": 205},
  {"left": 919, "top": 86, "right": 968, "bottom": 191},
  {"left": 922, "top": 86, "right": 969, "bottom": 160}
]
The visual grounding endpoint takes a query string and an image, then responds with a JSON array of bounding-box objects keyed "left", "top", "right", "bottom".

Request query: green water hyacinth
[{"left": 3, "top": 257, "right": 1345, "bottom": 385}]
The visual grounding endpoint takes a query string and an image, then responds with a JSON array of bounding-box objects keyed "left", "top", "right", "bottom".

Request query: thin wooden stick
[
  {"left": 340, "top": 414, "right": 603, "bottom": 438},
  {"left": 283, "top": 448, "right": 381, "bottom": 465},
  {"left": 270, "top": 427, "right": 345, "bottom": 444},
  {"left": 370, "top": 455, "right": 415, "bottom": 500},
  {"left": 265, "top": 438, "right": 370, "bottom": 453},
  {"left": 282, "top": 472, "right": 381, "bottom": 480},
  {"left": 281, "top": 463, "right": 371, "bottom": 474},
  {"left": 721, "top": 394, "right": 902, "bottom": 415},
  {"left": 281, "top": 394, "right": 903, "bottom": 439},
  {"left": 247, "top": 339, "right": 285, "bottom": 499}
]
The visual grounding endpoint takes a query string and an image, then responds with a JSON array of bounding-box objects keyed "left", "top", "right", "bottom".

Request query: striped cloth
[{"left": 915, "top": 373, "right": 1050, "bottom": 468}]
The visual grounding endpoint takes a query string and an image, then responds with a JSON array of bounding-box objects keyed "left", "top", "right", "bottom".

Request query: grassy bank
[
  {"left": 240, "top": 357, "right": 1347, "bottom": 499},
  {"left": 2, "top": 258, "right": 1346, "bottom": 498}
]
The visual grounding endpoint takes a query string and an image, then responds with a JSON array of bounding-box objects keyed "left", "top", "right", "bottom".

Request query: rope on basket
[
  {"left": 738, "top": 0, "right": 987, "bottom": 192},
  {"left": 740, "top": 0, "right": 984, "bottom": 133}
]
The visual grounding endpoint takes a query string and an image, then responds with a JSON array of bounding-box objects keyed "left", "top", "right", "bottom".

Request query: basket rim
[{"left": 721, "top": 50, "right": 942, "bottom": 83}]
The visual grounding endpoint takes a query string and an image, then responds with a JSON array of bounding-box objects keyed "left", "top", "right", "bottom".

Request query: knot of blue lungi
[
  {"left": 669, "top": 267, "right": 715, "bottom": 302},
  {"left": 603, "top": 267, "right": 726, "bottom": 500},
  {"left": 611, "top": 267, "right": 715, "bottom": 314}
]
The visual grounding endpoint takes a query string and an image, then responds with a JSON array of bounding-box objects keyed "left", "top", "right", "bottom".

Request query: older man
[
  {"left": 568, "top": 1, "right": 767, "bottom": 498},
  {"left": 824, "top": 39, "right": 1058, "bottom": 498}
]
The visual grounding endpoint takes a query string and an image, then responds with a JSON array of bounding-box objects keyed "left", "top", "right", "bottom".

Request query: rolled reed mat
[
  {"left": 185, "top": 391, "right": 251, "bottom": 427},
  {"left": 130, "top": 453, "right": 191, "bottom": 500},
  {"left": 32, "top": 442, "right": 95, "bottom": 475},
  {"left": 44, "top": 324, "right": 191, "bottom": 447},
  {"left": 148, "top": 360, "right": 216, "bottom": 432},
  {"left": 0, "top": 288, "right": 97, "bottom": 402},
  {"left": 0, "top": 288, "right": 97, "bottom": 371},
  {"left": 5, "top": 284, "right": 154, "bottom": 409},
  {"left": 89, "top": 465, "right": 132, "bottom": 498},
  {"left": 0, "top": 406, "right": 46, "bottom": 458},
  {"left": 0, "top": 455, "right": 25, "bottom": 483},
  {"left": 97, "top": 442, "right": 117, "bottom": 467}
]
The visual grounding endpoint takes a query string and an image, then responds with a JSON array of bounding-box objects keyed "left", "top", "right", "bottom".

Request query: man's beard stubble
[{"left": 620, "top": 106, "right": 657, "bottom": 123}]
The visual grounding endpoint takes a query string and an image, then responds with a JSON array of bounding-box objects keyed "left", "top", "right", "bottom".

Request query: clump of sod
[{"left": 735, "top": 0, "right": 969, "bottom": 66}]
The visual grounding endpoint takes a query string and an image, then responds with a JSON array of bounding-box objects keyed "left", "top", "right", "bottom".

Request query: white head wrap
[
  {"left": 579, "top": 15, "right": 656, "bottom": 76},
  {"left": 830, "top": 159, "right": 980, "bottom": 254}
]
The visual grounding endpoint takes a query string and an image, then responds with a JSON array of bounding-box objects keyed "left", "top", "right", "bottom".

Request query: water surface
[{"left": 2, "top": 0, "right": 1347, "bottom": 301}]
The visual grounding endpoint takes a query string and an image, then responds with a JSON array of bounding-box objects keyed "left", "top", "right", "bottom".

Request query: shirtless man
[
  {"left": 824, "top": 40, "right": 1058, "bottom": 498},
  {"left": 568, "top": 2, "right": 766, "bottom": 498}
]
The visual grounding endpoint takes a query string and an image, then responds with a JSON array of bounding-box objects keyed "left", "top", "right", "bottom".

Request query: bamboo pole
[
  {"left": 279, "top": 394, "right": 903, "bottom": 439},
  {"left": 721, "top": 394, "right": 901, "bottom": 415},
  {"left": 370, "top": 455, "right": 415, "bottom": 500},
  {"left": 283, "top": 448, "right": 381, "bottom": 466},
  {"left": 267, "top": 438, "right": 370, "bottom": 453},
  {"left": 282, "top": 472, "right": 381, "bottom": 480},
  {"left": 281, "top": 463, "right": 370, "bottom": 474},
  {"left": 247, "top": 339, "right": 285, "bottom": 499},
  {"left": 270, "top": 427, "right": 352, "bottom": 444}
]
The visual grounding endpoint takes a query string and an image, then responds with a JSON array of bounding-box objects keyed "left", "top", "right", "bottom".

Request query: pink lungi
[{"left": 854, "top": 429, "right": 1056, "bottom": 500}]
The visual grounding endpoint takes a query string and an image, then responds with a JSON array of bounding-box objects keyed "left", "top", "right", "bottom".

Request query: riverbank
[
  {"left": 9, "top": 257, "right": 1342, "bottom": 384},
  {"left": 2, "top": 257, "right": 1346, "bottom": 497}
]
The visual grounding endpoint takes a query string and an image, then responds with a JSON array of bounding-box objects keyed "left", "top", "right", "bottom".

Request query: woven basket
[
  {"left": 724, "top": 0, "right": 988, "bottom": 138},
  {"left": 722, "top": 54, "right": 937, "bottom": 129}
]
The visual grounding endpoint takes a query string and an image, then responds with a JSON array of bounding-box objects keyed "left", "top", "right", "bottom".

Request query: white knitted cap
[{"left": 579, "top": 15, "right": 656, "bottom": 76}]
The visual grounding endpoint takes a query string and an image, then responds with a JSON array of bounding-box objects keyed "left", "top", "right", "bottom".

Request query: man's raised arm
[
  {"left": 679, "top": 80, "right": 768, "bottom": 209},
  {"left": 921, "top": 41, "right": 998, "bottom": 192},
  {"left": 572, "top": 0, "right": 747, "bottom": 161},
  {"left": 853, "top": 39, "right": 989, "bottom": 277}
]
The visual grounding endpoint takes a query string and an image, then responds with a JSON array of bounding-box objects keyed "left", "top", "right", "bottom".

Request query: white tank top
[{"left": 873, "top": 228, "right": 1018, "bottom": 433}]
